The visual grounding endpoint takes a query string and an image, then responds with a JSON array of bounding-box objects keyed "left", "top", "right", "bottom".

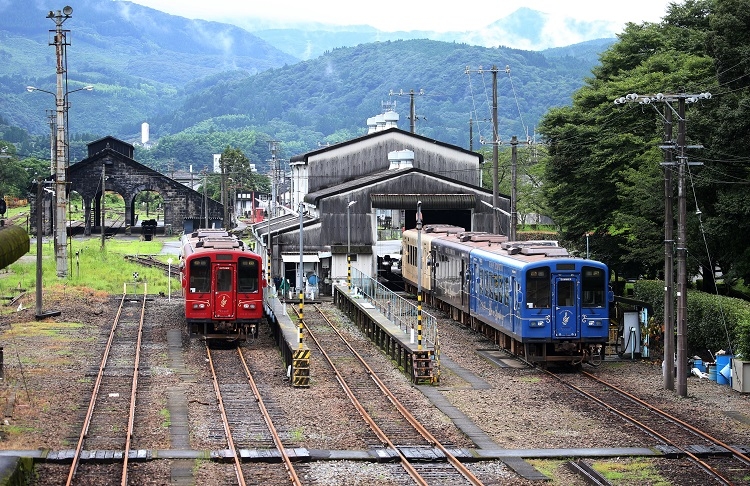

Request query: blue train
[{"left": 401, "top": 225, "right": 612, "bottom": 366}]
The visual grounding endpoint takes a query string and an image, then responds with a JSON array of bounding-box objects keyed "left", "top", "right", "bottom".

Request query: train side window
[
  {"left": 189, "top": 257, "right": 211, "bottom": 293},
  {"left": 526, "top": 268, "right": 550, "bottom": 308},
  {"left": 238, "top": 258, "right": 259, "bottom": 293},
  {"left": 582, "top": 266, "right": 606, "bottom": 307}
]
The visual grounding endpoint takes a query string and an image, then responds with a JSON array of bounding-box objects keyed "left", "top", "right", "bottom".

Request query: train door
[
  {"left": 212, "top": 263, "right": 236, "bottom": 318},
  {"left": 552, "top": 275, "right": 579, "bottom": 338}
]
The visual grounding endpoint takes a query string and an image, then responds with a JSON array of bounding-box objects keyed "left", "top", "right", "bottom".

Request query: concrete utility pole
[
  {"left": 49, "top": 7, "right": 73, "bottom": 277},
  {"left": 510, "top": 135, "right": 518, "bottom": 241},
  {"left": 663, "top": 106, "right": 675, "bottom": 391},
  {"left": 465, "top": 65, "right": 500, "bottom": 234},
  {"left": 268, "top": 140, "right": 279, "bottom": 217},
  {"left": 389, "top": 89, "right": 424, "bottom": 133},
  {"left": 614, "top": 91, "right": 710, "bottom": 397}
]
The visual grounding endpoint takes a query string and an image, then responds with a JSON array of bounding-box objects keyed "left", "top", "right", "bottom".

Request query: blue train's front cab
[{"left": 469, "top": 244, "right": 611, "bottom": 366}]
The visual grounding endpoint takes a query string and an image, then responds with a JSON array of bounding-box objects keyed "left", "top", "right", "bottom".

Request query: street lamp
[
  {"left": 347, "top": 200, "right": 356, "bottom": 289},
  {"left": 26, "top": 83, "right": 93, "bottom": 277}
]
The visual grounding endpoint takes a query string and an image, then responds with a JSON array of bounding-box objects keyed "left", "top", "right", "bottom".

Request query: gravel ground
[{"left": 0, "top": 288, "right": 748, "bottom": 485}]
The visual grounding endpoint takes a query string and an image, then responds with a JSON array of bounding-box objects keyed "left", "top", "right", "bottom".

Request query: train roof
[{"left": 180, "top": 229, "right": 260, "bottom": 258}]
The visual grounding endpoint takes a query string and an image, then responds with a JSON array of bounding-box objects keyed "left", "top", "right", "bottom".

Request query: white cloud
[{"left": 124, "top": 0, "right": 674, "bottom": 35}]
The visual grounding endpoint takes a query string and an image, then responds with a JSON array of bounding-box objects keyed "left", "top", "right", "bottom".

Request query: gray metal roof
[{"left": 370, "top": 194, "right": 476, "bottom": 210}]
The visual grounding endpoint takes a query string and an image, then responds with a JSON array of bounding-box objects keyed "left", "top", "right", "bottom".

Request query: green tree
[{"left": 538, "top": 0, "right": 717, "bottom": 280}]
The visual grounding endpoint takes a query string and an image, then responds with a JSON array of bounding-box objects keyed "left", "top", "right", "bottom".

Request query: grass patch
[
  {"left": 593, "top": 458, "right": 669, "bottom": 485},
  {"left": 1, "top": 236, "right": 180, "bottom": 296},
  {"left": 528, "top": 458, "right": 670, "bottom": 485},
  {"left": 160, "top": 408, "right": 171, "bottom": 428},
  {"left": 518, "top": 376, "right": 541, "bottom": 384},
  {"left": 2, "top": 321, "right": 84, "bottom": 339},
  {"left": 289, "top": 427, "right": 304, "bottom": 441}
]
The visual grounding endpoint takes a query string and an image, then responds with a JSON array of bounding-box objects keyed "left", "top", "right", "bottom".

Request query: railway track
[
  {"left": 299, "top": 303, "right": 485, "bottom": 486},
  {"left": 550, "top": 369, "right": 750, "bottom": 486},
  {"left": 204, "top": 342, "right": 302, "bottom": 486},
  {"left": 125, "top": 254, "right": 180, "bottom": 277},
  {"left": 65, "top": 284, "right": 148, "bottom": 486}
]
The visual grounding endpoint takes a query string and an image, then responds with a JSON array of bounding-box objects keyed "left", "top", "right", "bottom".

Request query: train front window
[
  {"left": 189, "top": 257, "right": 211, "bottom": 293},
  {"left": 557, "top": 280, "right": 575, "bottom": 307},
  {"left": 238, "top": 258, "right": 259, "bottom": 293},
  {"left": 526, "top": 267, "right": 550, "bottom": 308},
  {"left": 217, "top": 268, "right": 233, "bottom": 292},
  {"left": 582, "top": 266, "right": 606, "bottom": 307}
]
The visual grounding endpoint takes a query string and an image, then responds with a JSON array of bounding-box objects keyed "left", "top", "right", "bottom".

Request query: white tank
[{"left": 141, "top": 122, "right": 149, "bottom": 144}]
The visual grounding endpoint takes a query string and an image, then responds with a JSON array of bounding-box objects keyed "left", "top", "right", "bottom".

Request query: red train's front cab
[{"left": 182, "top": 253, "right": 265, "bottom": 341}]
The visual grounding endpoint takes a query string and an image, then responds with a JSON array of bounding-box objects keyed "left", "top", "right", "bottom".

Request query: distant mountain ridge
[{"left": 0, "top": 0, "right": 615, "bottom": 158}]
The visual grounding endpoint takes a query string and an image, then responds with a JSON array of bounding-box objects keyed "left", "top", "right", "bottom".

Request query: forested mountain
[
  {"left": 0, "top": 0, "right": 297, "bottom": 141},
  {"left": 0, "top": 0, "right": 614, "bottom": 178},
  {"left": 149, "top": 39, "right": 604, "bottom": 157}
]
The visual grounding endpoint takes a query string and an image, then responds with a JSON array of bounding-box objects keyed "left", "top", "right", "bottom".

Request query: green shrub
[{"left": 633, "top": 280, "right": 750, "bottom": 359}]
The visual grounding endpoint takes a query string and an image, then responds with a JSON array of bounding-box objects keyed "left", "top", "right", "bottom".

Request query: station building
[{"left": 251, "top": 125, "right": 511, "bottom": 296}]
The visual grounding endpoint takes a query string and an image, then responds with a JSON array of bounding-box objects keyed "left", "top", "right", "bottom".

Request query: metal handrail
[{"left": 350, "top": 267, "right": 437, "bottom": 347}]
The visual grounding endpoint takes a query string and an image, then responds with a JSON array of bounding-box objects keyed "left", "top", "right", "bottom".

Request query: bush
[{"left": 633, "top": 280, "right": 750, "bottom": 360}]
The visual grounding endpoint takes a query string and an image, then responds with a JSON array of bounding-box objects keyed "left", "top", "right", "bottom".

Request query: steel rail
[
  {"left": 205, "top": 344, "right": 247, "bottom": 486},
  {"left": 236, "top": 348, "right": 302, "bottom": 486},
  {"left": 548, "top": 369, "right": 739, "bottom": 486},
  {"left": 581, "top": 370, "right": 750, "bottom": 466},
  {"left": 121, "top": 283, "right": 147, "bottom": 485},
  {"left": 305, "top": 304, "right": 485, "bottom": 486},
  {"left": 65, "top": 284, "right": 147, "bottom": 486}
]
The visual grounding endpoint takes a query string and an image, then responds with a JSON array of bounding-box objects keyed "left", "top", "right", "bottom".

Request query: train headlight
[
  {"left": 529, "top": 321, "right": 545, "bottom": 328},
  {"left": 192, "top": 303, "right": 206, "bottom": 310},
  {"left": 242, "top": 303, "right": 257, "bottom": 310},
  {"left": 587, "top": 319, "right": 602, "bottom": 327}
]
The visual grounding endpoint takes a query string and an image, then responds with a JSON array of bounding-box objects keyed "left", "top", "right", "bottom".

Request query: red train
[{"left": 180, "top": 229, "right": 266, "bottom": 341}]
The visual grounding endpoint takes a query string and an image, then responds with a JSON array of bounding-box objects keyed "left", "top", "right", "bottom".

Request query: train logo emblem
[
  {"left": 561, "top": 310, "right": 572, "bottom": 327},
  {"left": 220, "top": 295, "right": 228, "bottom": 308}
]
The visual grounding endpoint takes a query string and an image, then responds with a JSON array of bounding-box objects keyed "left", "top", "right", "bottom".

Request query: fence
[{"left": 350, "top": 267, "right": 437, "bottom": 347}]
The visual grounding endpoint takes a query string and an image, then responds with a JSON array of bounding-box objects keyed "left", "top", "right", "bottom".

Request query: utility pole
[
  {"left": 614, "top": 91, "right": 710, "bottom": 397},
  {"left": 663, "top": 106, "right": 675, "bottom": 391},
  {"left": 510, "top": 136, "right": 519, "bottom": 240},
  {"left": 388, "top": 89, "right": 424, "bottom": 134},
  {"left": 100, "top": 164, "right": 105, "bottom": 249},
  {"left": 49, "top": 7, "right": 73, "bottom": 277},
  {"left": 466, "top": 66, "right": 500, "bottom": 234},
  {"left": 268, "top": 140, "right": 279, "bottom": 218}
]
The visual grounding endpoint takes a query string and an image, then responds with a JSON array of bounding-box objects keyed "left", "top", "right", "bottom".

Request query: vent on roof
[
  {"left": 424, "top": 224, "right": 464, "bottom": 234},
  {"left": 457, "top": 232, "right": 507, "bottom": 243},
  {"left": 520, "top": 247, "right": 569, "bottom": 257},
  {"left": 388, "top": 149, "right": 414, "bottom": 170},
  {"left": 201, "top": 239, "right": 241, "bottom": 250}
]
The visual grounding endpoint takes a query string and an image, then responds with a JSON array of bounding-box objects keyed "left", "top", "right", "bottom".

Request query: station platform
[
  {"left": 333, "top": 283, "right": 437, "bottom": 384},
  {"left": 263, "top": 289, "right": 310, "bottom": 387}
]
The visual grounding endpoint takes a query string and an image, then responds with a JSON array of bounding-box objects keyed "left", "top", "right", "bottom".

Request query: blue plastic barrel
[
  {"left": 716, "top": 355, "right": 731, "bottom": 385},
  {"left": 708, "top": 364, "right": 717, "bottom": 381},
  {"left": 694, "top": 359, "right": 705, "bottom": 373}
]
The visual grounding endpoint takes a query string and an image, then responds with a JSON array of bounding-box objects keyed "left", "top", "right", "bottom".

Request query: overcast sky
[{"left": 125, "top": 0, "right": 676, "bottom": 34}]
